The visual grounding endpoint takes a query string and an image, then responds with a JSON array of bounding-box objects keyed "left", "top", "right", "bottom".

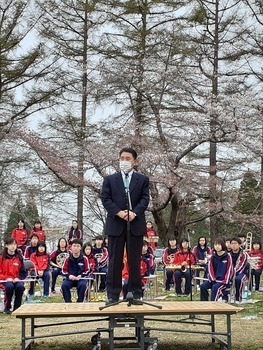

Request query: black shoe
[
  {"left": 3, "top": 309, "right": 11, "bottom": 315},
  {"left": 105, "top": 298, "right": 119, "bottom": 306}
]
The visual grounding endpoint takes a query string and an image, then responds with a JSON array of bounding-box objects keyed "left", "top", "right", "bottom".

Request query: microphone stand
[{"left": 100, "top": 172, "right": 161, "bottom": 311}]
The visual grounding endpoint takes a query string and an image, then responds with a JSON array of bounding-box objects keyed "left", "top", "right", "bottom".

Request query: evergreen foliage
[{"left": 235, "top": 171, "right": 260, "bottom": 215}]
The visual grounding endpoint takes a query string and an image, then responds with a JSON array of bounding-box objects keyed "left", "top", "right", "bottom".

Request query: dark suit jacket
[{"left": 101, "top": 171, "right": 149, "bottom": 236}]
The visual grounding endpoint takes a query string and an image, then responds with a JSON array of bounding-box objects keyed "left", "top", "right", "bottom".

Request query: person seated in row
[
  {"left": 142, "top": 240, "right": 156, "bottom": 275},
  {"left": 61, "top": 239, "right": 90, "bottom": 302},
  {"left": 24, "top": 233, "right": 39, "bottom": 259},
  {"left": 29, "top": 241, "right": 50, "bottom": 298},
  {"left": 83, "top": 242, "right": 96, "bottom": 272},
  {"left": 162, "top": 236, "right": 178, "bottom": 291},
  {"left": 50, "top": 237, "right": 69, "bottom": 294},
  {"left": 172, "top": 238, "right": 196, "bottom": 296},
  {"left": 82, "top": 242, "right": 96, "bottom": 298},
  {"left": 228, "top": 237, "right": 248, "bottom": 303},
  {"left": 93, "top": 235, "right": 108, "bottom": 292},
  {"left": 0, "top": 238, "right": 27, "bottom": 314},
  {"left": 248, "top": 241, "right": 263, "bottom": 292},
  {"left": 192, "top": 236, "right": 212, "bottom": 287},
  {"left": 200, "top": 237, "right": 233, "bottom": 301},
  {"left": 122, "top": 241, "right": 151, "bottom": 300}
]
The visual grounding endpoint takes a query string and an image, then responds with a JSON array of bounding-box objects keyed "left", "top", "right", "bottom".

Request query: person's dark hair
[
  {"left": 225, "top": 237, "right": 231, "bottom": 242},
  {"left": 82, "top": 242, "right": 93, "bottom": 255},
  {"left": 30, "top": 233, "right": 39, "bottom": 240},
  {"left": 252, "top": 240, "right": 262, "bottom": 250},
  {"left": 230, "top": 237, "right": 241, "bottom": 245},
  {"left": 17, "top": 219, "right": 26, "bottom": 229},
  {"left": 2, "top": 237, "right": 21, "bottom": 260},
  {"left": 213, "top": 237, "right": 226, "bottom": 251},
  {"left": 180, "top": 237, "right": 189, "bottom": 249},
  {"left": 71, "top": 238, "right": 83, "bottom": 247},
  {"left": 237, "top": 233, "right": 246, "bottom": 239},
  {"left": 167, "top": 236, "right": 177, "bottom": 248},
  {"left": 95, "top": 235, "right": 104, "bottom": 241},
  {"left": 119, "top": 147, "right": 137, "bottom": 159},
  {"left": 197, "top": 236, "right": 207, "bottom": 248},
  {"left": 36, "top": 241, "right": 47, "bottom": 254},
  {"left": 57, "top": 237, "right": 67, "bottom": 249},
  {"left": 33, "top": 221, "right": 42, "bottom": 230}
]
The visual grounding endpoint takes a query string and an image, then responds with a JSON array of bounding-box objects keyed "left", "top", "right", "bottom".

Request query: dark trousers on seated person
[
  {"left": 165, "top": 269, "right": 174, "bottom": 291},
  {"left": 200, "top": 281, "right": 226, "bottom": 301},
  {"left": 28, "top": 271, "right": 50, "bottom": 296},
  {"left": 174, "top": 270, "right": 192, "bottom": 295},
  {"left": 234, "top": 273, "right": 247, "bottom": 301},
  {"left": 250, "top": 269, "right": 262, "bottom": 291},
  {"left": 2, "top": 282, "right": 25, "bottom": 311},
  {"left": 51, "top": 268, "right": 62, "bottom": 292},
  {"left": 61, "top": 279, "right": 87, "bottom": 302}
]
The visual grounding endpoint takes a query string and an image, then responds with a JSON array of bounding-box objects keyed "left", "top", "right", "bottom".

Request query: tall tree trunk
[
  {"left": 77, "top": 1, "right": 89, "bottom": 231},
  {"left": 209, "top": 0, "right": 219, "bottom": 243},
  {"left": 260, "top": 124, "right": 263, "bottom": 246}
]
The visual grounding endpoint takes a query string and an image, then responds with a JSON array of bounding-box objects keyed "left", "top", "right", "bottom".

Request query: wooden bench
[{"left": 13, "top": 301, "right": 241, "bottom": 350}]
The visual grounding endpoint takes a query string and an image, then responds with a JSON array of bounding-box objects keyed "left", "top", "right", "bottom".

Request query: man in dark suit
[{"left": 101, "top": 147, "right": 149, "bottom": 305}]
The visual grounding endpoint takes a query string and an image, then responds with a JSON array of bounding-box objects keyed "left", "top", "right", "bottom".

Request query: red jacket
[
  {"left": 30, "top": 228, "right": 46, "bottom": 242},
  {"left": 0, "top": 253, "right": 27, "bottom": 280},
  {"left": 122, "top": 256, "right": 150, "bottom": 286},
  {"left": 173, "top": 249, "right": 196, "bottom": 266},
  {"left": 30, "top": 252, "right": 50, "bottom": 273},
  {"left": 248, "top": 250, "right": 263, "bottom": 270},
  {"left": 11, "top": 228, "right": 28, "bottom": 247}
]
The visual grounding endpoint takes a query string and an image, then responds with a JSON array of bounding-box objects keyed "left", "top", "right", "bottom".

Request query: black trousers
[{"left": 106, "top": 226, "right": 143, "bottom": 300}]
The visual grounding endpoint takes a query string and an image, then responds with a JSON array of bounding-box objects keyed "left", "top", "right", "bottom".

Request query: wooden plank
[{"left": 13, "top": 301, "right": 241, "bottom": 318}]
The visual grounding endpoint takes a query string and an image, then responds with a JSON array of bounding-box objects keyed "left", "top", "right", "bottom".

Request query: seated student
[
  {"left": 237, "top": 233, "right": 247, "bottom": 250},
  {"left": 93, "top": 235, "right": 108, "bottom": 292},
  {"left": 50, "top": 237, "right": 69, "bottom": 294},
  {"left": 229, "top": 237, "right": 248, "bottom": 303},
  {"left": 192, "top": 236, "right": 212, "bottom": 286},
  {"left": 61, "top": 239, "right": 90, "bottom": 302},
  {"left": 29, "top": 241, "right": 50, "bottom": 298},
  {"left": 200, "top": 237, "right": 233, "bottom": 301},
  {"left": 122, "top": 243, "right": 151, "bottom": 300},
  {"left": 248, "top": 241, "right": 263, "bottom": 292},
  {"left": 0, "top": 238, "right": 27, "bottom": 314},
  {"left": 11, "top": 219, "right": 29, "bottom": 253},
  {"left": 30, "top": 221, "right": 45, "bottom": 242},
  {"left": 83, "top": 242, "right": 96, "bottom": 273},
  {"left": 225, "top": 237, "right": 232, "bottom": 253},
  {"left": 142, "top": 240, "right": 156, "bottom": 275},
  {"left": 172, "top": 238, "right": 196, "bottom": 296},
  {"left": 162, "top": 236, "right": 178, "bottom": 291},
  {"left": 24, "top": 233, "right": 39, "bottom": 259}
]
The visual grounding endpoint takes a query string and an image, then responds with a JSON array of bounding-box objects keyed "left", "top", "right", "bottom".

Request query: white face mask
[{"left": 120, "top": 160, "right": 132, "bottom": 174}]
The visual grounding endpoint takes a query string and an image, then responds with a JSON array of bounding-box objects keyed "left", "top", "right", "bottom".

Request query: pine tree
[
  {"left": 24, "top": 199, "right": 40, "bottom": 230},
  {"left": 235, "top": 171, "right": 260, "bottom": 215},
  {"left": 5, "top": 199, "right": 26, "bottom": 240}
]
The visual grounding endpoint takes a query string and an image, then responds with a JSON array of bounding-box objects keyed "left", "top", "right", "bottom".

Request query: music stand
[{"left": 100, "top": 173, "right": 161, "bottom": 311}]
